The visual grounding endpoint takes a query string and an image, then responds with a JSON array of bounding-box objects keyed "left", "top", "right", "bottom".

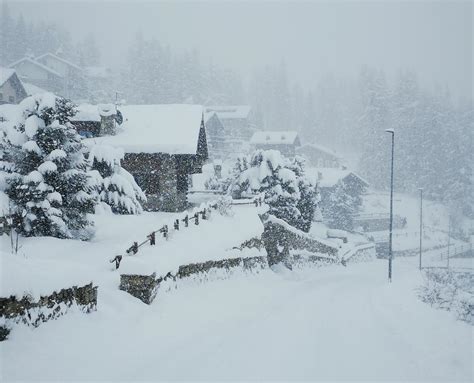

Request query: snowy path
[{"left": 1, "top": 259, "right": 472, "bottom": 381}]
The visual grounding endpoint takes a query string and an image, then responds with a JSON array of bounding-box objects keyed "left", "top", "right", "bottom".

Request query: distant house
[
  {"left": 10, "top": 54, "right": 86, "bottom": 100},
  {"left": 204, "top": 105, "right": 254, "bottom": 157},
  {"left": 306, "top": 168, "right": 369, "bottom": 229},
  {"left": 296, "top": 143, "right": 342, "bottom": 168},
  {"left": 9, "top": 57, "right": 64, "bottom": 95},
  {"left": 204, "top": 111, "right": 226, "bottom": 159},
  {"left": 85, "top": 104, "right": 208, "bottom": 212},
  {"left": 0, "top": 67, "right": 27, "bottom": 105},
  {"left": 311, "top": 168, "right": 369, "bottom": 196},
  {"left": 35, "top": 53, "right": 86, "bottom": 99},
  {"left": 250, "top": 131, "right": 301, "bottom": 157}
]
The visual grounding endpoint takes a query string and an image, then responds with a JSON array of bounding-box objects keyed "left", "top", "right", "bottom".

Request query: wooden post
[
  {"left": 148, "top": 232, "right": 156, "bottom": 245},
  {"left": 174, "top": 219, "right": 179, "bottom": 231},
  {"left": 194, "top": 213, "right": 199, "bottom": 225}
]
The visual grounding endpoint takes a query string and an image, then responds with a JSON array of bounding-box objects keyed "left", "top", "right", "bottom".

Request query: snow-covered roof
[
  {"left": 250, "top": 131, "right": 300, "bottom": 145},
  {"left": 9, "top": 57, "right": 63, "bottom": 78},
  {"left": 204, "top": 105, "right": 251, "bottom": 119},
  {"left": 35, "top": 53, "right": 83, "bottom": 72},
  {"left": 84, "top": 104, "right": 204, "bottom": 155},
  {"left": 23, "top": 82, "right": 48, "bottom": 96},
  {"left": 306, "top": 167, "right": 369, "bottom": 188},
  {"left": 0, "top": 67, "right": 16, "bottom": 87}
]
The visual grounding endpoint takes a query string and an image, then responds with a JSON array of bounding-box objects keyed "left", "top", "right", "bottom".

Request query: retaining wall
[{"left": 0, "top": 282, "right": 98, "bottom": 341}]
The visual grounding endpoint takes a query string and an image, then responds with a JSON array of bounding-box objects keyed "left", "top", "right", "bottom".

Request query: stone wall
[
  {"left": 0, "top": 282, "right": 98, "bottom": 341},
  {"left": 120, "top": 255, "right": 268, "bottom": 304},
  {"left": 260, "top": 214, "right": 339, "bottom": 267}
]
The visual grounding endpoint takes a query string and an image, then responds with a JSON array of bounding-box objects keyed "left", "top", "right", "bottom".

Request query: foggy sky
[{"left": 7, "top": 0, "right": 473, "bottom": 101}]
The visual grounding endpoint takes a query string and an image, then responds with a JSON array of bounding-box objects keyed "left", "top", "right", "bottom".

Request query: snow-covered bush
[
  {"left": 0, "top": 94, "right": 96, "bottom": 239},
  {"left": 418, "top": 269, "right": 473, "bottom": 324},
  {"left": 225, "top": 154, "right": 251, "bottom": 198},
  {"left": 88, "top": 144, "right": 146, "bottom": 214},
  {"left": 216, "top": 195, "right": 234, "bottom": 217},
  {"left": 234, "top": 150, "right": 318, "bottom": 232}
]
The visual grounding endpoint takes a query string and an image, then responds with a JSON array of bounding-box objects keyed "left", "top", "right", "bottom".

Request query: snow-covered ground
[
  {"left": 0, "top": 204, "right": 264, "bottom": 300},
  {"left": 1, "top": 257, "right": 472, "bottom": 381}
]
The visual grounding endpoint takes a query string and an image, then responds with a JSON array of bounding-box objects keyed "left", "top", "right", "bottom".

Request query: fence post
[
  {"left": 148, "top": 232, "right": 156, "bottom": 245},
  {"left": 174, "top": 219, "right": 179, "bottom": 231}
]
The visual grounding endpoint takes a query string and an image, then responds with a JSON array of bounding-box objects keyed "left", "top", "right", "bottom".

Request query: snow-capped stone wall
[{"left": 0, "top": 282, "right": 98, "bottom": 341}]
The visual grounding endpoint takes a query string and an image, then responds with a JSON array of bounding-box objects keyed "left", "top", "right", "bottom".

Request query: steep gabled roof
[
  {"left": 85, "top": 104, "right": 205, "bottom": 155},
  {"left": 9, "top": 57, "right": 63, "bottom": 78},
  {"left": 306, "top": 167, "right": 369, "bottom": 188},
  {"left": 36, "top": 53, "right": 83, "bottom": 72},
  {"left": 204, "top": 105, "right": 251, "bottom": 119},
  {"left": 0, "top": 67, "right": 16, "bottom": 87},
  {"left": 250, "top": 131, "right": 300, "bottom": 146}
]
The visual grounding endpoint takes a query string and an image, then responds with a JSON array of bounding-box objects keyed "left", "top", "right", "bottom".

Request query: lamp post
[
  {"left": 385, "top": 129, "right": 395, "bottom": 282},
  {"left": 418, "top": 188, "right": 423, "bottom": 270}
]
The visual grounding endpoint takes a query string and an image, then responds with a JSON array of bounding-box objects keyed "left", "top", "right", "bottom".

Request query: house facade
[
  {"left": 85, "top": 104, "right": 208, "bottom": 212},
  {"left": 204, "top": 105, "right": 254, "bottom": 158},
  {"left": 0, "top": 68, "right": 27, "bottom": 105},
  {"left": 204, "top": 111, "right": 226, "bottom": 160},
  {"left": 250, "top": 131, "right": 301, "bottom": 157},
  {"left": 9, "top": 57, "right": 64, "bottom": 95}
]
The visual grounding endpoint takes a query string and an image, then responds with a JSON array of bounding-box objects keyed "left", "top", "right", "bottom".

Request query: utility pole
[
  {"left": 419, "top": 188, "right": 423, "bottom": 270},
  {"left": 385, "top": 129, "right": 395, "bottom": 282}
]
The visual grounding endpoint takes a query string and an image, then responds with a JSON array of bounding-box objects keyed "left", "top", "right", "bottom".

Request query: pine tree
[
  {"left": 323, "top": 180, "right": 362, "bottom": 231},
  {"left": 1, "top": 94, "right": 96, "bottom": 239},
  {"left": 88, "top": 144, "right": 146, "bottom": 214},
  {"left": 289, "top": 156, "right": 318, "bottom": 232}
]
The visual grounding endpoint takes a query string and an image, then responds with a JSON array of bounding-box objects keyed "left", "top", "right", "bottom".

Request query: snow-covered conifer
[
  {"left": 88, "top": 144, "right": 146, "bottom": 214},
  {"left": 0, "top": 93, "right": 96, "bottom": 239}
]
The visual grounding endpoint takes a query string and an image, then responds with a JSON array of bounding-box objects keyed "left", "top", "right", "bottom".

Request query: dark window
[
  {"left": 8, "top": 96, "right": 14, "bottom": 103},
  {"left": 0, "top": 93, "right": 3, "bottom": 100}
]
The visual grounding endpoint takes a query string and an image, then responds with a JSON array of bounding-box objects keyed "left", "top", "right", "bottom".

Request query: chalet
[
  {"left": 0, "top": 67, "right": 27, "bottom": 105},
  {"left": 204, "top": 105, "right": 254, "bottom": 157},
  {"left": 35, "top": 53, "right": 86, "bottom": 99},
  {"left": 204, "top": 111, "right": 226, "bottom": 159},
  {"left": 312, "top": 168, "right": 369, "bottom": 198},
  {"left": 9, "top": 54, "right": 86, "bottom": 100},
  {"left": 85, "top": 105, "right": 208, "bottom": 212},
  {"left": 250, "top": 131, "right": 301, "bottom": 157},
  {"left": 296, "top": 143, "right": 342, "bottom": 168},
  {"left": 9, "top": 57, "right": 64, "bottom": 95}
]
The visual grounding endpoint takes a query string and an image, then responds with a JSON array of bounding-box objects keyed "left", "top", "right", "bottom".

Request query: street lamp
[
  {"left": 385, "top": 129, "right": 395, "bottom": 282},
  {"left": 418, "top": 188, "right": 423, "bottom": 270}
]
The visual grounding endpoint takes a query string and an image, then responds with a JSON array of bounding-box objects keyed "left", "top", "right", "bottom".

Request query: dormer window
[{"left": 281, "top": 135, "right": 286, "bottom": 140}]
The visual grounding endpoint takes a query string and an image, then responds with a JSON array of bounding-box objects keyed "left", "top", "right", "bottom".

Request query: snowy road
[{"left": 1, "top": 259, "right": 472, "bottom": 381}]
